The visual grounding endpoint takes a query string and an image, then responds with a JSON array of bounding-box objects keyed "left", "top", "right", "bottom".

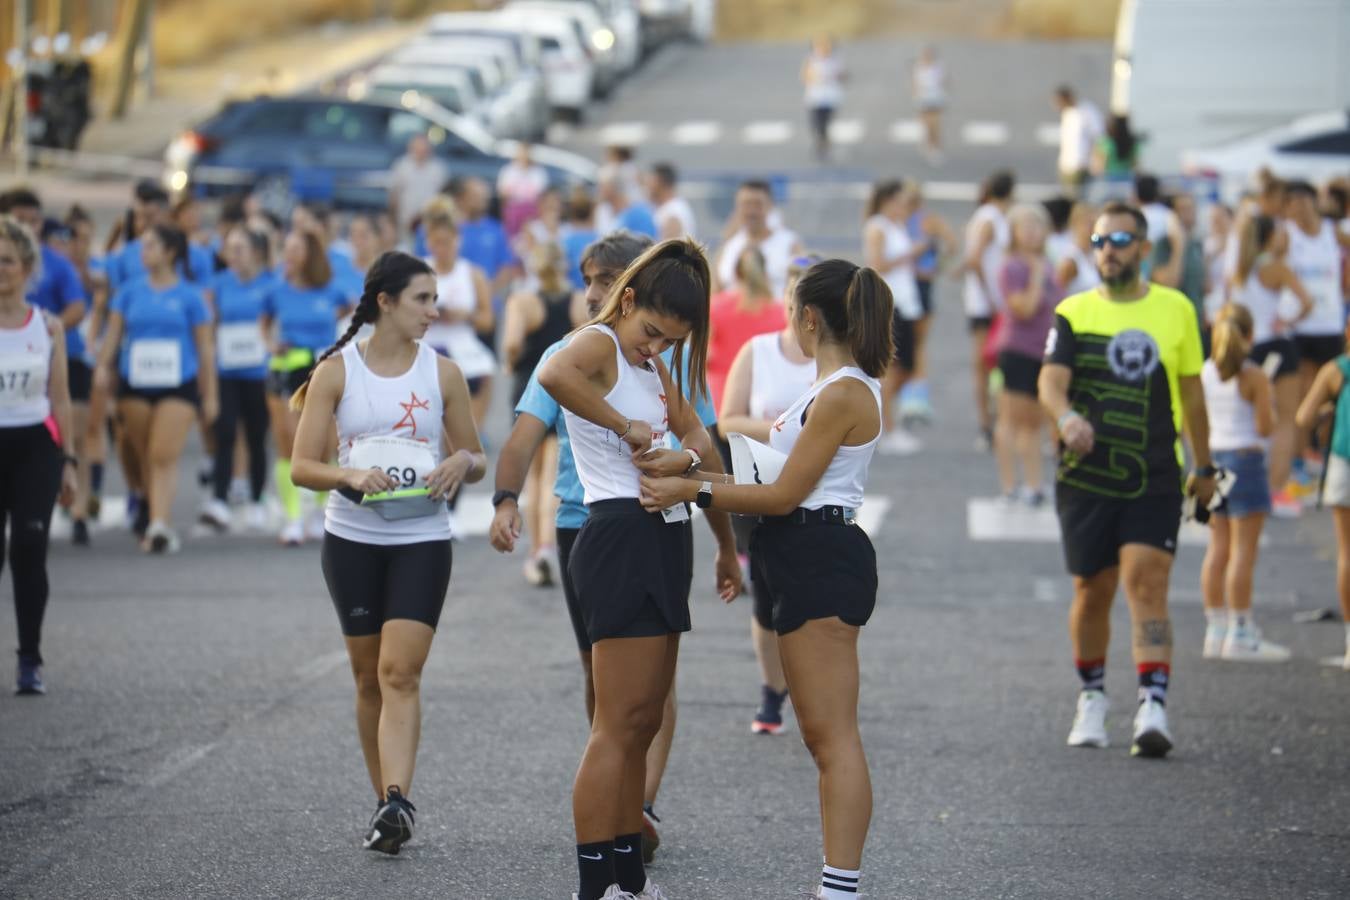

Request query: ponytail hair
[
  {"left": 1211, "top": 303, "right": 1254, "bottom": 380},
  {"left": 866, "top": 179, "right": 902, "bottom": 219},
  {"left": 793, "top": 258, "right": 894, "bottom": 378},
  {"left": 588, "top": 237, "right": 711, "bottom": 402},
  {"left": 735, "top": 246, "right": 772, "bottom": 302},
  {"left": 1236, "top": 214, "right": 1275, "bottom": 283},
  {"left": 289, "top": 250, "right": 434, "bottom": 410}
]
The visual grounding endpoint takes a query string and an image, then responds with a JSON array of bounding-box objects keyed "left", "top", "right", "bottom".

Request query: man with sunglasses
[{"left": 1038, "top": 202, "right": 1216, "bottom": 759}]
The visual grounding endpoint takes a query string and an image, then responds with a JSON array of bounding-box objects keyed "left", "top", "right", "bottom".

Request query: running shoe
[
  {"left": 130, "top": 495, "right": 150, "bottom": 538},
  {"left": 636, "top": 879, "right": 670, "bottom": 900},
  {"left": 245, "top": 502, "right": 270, "bottom": 532},
  {"left": 641, "top": 805, "right": 660, "bottom": 864},
  {"left": 15, "top": 656, "right": 45, "bottom": 695},
  {"left": 572, "top": 888, "right": 638, "bottom": 900},
  {"left": 71, "top": 519, "right": 90, "bottom": 547},
  {"left": 1066, "top": 690, "right": 1110, "bottom": 748},
  {"left": 523, "top": 550, "right": 555, "bottom": 587},
  {"left": 973, "top": 428, "right": 993, "bottom": 453},
  {"left": 878, "top": 428, "right": 922, "bottom": 457},
  {"left": 199, "top": 498, "right": 232, "bottom": 532},
  {"left": 1221, "top": 629, "right": 1292, "bottom": 662},
  {"left": 228, "top": 478, "right": 250, "bottom": 506},
  {"left": 751, "top": 685, "right": 788, "bottom": 735},
  {"left": 1202, "top": 624, "right": 1226, "bottom": 659},
  {"left": 279, "top": 519, "right": 305, "bottom": 547},
  {"left": 1130, "top": 699, "right": 1173, "bottom": 758},
  {"left": 363, "top": 788, "right": 415, "bottom": 855},
  {"left": 1019, "top": 486, "right": 1046, "bottom": 508},
  {"left": 144, "top": 522, "right": 181, "bottom": 555}
]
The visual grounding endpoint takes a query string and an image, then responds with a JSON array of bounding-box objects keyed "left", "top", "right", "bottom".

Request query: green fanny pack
[
  {"left": 269, "top": 348, "right": 316, "bottom": 373},
  {"left": 359, "top": 487, "right": 444, "bottom": 521}
]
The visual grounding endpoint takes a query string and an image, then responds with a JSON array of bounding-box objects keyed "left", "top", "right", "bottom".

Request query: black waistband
[
  {"left": 588, "top": 498, "right": 662, "bottom": 518},
  {"left": 759, "top": 505, "right": 856, "bottom": 526}
]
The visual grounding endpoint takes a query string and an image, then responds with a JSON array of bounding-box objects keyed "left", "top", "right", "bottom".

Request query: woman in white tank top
[
  {"left": 423, "top": 211, "right": 496, "bottom": 427},
  {"left": 640, "top": 259, "right": 889, "bottom": 900},
  {"left": 0, "top": 217, "right": 77, "bottom": 695},
  {"left": 538, "top": 238, "right": 740, "bottom": 900},
  {"left": 289, "top": 250, "right": 487, "bottom": 857},
  {"left": 1199, "top": 304, "right": 1288, "bottom": 661},
  {"left": 961, "top": 172, "right": 1014, "bottom": 449},
  {"left": 717, "top": 291, "right": 817, "bottom": 736}
]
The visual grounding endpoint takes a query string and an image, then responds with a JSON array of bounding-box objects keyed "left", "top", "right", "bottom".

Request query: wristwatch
[
  {"left": 491, "top": 489, "right": 519, "bottom": 508},
  {"left": 683, "top": 447, "right": 702, "bottom": 475},
  {"left": 695, "top": 481, "right": 713, "bottom": 509},
  {"left": 1194, "top": 465, "right": 1218, "bottom": 479}
]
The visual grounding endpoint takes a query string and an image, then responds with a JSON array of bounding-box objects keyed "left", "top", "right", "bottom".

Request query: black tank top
[{"left": 517, "top": 290, "right": 574, "bottom": 376}]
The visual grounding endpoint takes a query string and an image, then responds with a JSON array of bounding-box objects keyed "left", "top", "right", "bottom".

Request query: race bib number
[
  {"left": 217, "top": 322, "right": 266, "bottom": 370},
  {"left": 128, "top": 339, "right": 182, "bottom": 389},
  {"left": 348, "top": 435, "right": 437, "bottom": 490},
  {"left": 0, "top": 350, "right": 47, "bottom": 408}
]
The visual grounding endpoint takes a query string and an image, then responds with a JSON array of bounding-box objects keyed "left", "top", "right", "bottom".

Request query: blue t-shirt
[
  {"left": 617, "top": 204, "right": 658, "bottom": 239},
  {"left": 561, "top": 228, "right": 599, "bottom": 289},
  {"left": 458, "top": 216, "right": 514, "bottom": 280},
  {"left": 211, "top": 270, "right": 276, "bottom": 380},
  {"left": 110, "top": 239, "right": 215, "bottom": 290},
  {"left": 29, "top": 245, "right": 88, "bottom": 359},
  {"left": 328, "top": 248, "right": 365, "bottom": 303},
  {"left": 908, "top": 211, "right": 939, "bottom": 279},
  {"left": 264, "top": 281, "right": 347, "bottom": 353},
  {"left": 112, "top": 278, "right": 212, "bottom": 385},
  {"left": 515, "top": 340, "right": 716, "bottom": 529}
]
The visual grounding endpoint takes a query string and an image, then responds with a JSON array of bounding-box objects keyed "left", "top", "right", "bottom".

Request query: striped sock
[
  {"left": 821, "top": 862, "right": 860, "bottom": 898},
  {"left": 274, "top": 459, "right": 301, "bottom": 521},
  {"left": 1075, "top": 658, "right": 1106, "bottom": 693},
  {"left": 1137, "top": 662, "right": 1170, "bottom": 706}
]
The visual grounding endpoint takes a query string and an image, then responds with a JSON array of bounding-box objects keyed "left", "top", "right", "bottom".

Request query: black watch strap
[
  {"left": 1194, "top": 465, "right": 1218, "bottom": 478},
  {"left": 62, "top": 454, "right": 78, "bottom": 467},
  {"left": 491, "top": 489, "right": 519, "bottom": 508}
]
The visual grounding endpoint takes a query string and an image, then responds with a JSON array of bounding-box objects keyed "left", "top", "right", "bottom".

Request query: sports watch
[
  {"left": 491, "top": 489, "right": 519, "bottom": 508},
  {"left": 695, "top": 481, "right": 713, "bottom": 509}
]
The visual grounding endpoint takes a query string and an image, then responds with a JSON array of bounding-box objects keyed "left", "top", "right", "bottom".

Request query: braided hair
[{"left": 289, "top": 250, "right": 434, "bottom": 411}]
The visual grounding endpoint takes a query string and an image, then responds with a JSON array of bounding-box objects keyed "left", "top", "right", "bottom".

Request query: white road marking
[
  {"left": 889, "top": 119, "right": 924, "bottom": 144},
  {"left": 743, "top": 120, "right": 793, "bottom": 144},
  {"left": 670, "top": 120, "right": 722, "bottom": 145},
  {"left": 829, "top": 118, "right": 866, "bottom": 145},
  {"left": 966, "top": 498, "right": 1234, "bottom": 547},
  {"left": 961, "top": 121, "right": 1010, "bottom": 146},
  {"left": 1320, "top": 656, "right": 1349, "bottom": 668},
  {"left": 1035, "top": 122, "right": 1062, "bottom": 147},
  {"left": 597, "top": 121, "right": 650, "bottom": 146}
]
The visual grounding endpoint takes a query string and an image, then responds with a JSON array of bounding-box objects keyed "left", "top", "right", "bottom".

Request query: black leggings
[
  {"left": 321, "top": 532, "right": 453, "bottom": 637},
  {"left": 0, "top": 425, "right": 62, "bottom": 664},
  {"left": 212, "top": 377, "right": 269, "bottom": 503}
]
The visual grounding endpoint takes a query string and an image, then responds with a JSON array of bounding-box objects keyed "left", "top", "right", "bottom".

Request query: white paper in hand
[{"left": 727, "top": 432, "right": 828, "bottom": 509}]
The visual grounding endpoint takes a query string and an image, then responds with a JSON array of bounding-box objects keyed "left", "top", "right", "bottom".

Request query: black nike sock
[
  {"left": 576, "top": 839, "right": 615, "bottom": 900},
  {"left": 613, "top": 831, "right": 645, "bottom": 893}
]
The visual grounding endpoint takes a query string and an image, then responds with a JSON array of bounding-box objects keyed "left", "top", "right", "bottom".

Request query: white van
[
  {"left": 1111, "top": 0, "right": 1350, "bottom": 174},
  {"left": 494, "top": 9, "right": 597, "bottom": 119}
]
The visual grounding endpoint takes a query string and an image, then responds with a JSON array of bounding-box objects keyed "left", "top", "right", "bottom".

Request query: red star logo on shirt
[
  {"left": 659, "top": 394, "right": 669, "bottom": 427},
  {"left": 393, "top": 392, "right": 430, "bottom": 436}
]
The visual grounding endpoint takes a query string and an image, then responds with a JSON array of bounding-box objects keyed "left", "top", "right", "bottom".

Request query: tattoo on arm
[{"left": 1134, "top": 619, "right": 1173, "bottom": 648}]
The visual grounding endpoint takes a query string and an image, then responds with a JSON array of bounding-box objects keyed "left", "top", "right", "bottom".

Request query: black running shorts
[
  {"left": 1250, "top": 338, "right": 1300, "bottom": 379},
  {"left": 117, "top": 377, "right": 200, "bottom": 407},
  {"left": 67, "top": 358, "right": 92, "bottom": 403},
  {"left": 320, "top": 532, "right": 453, "bottom": 637},
  {"left": 997, "top": 349, "right": 1042, "bottom": 398},
  {"left": 892, "top": 311, "right": 916, "bottom": 372},
  {"left": 750, "top": 516, "right": 877, "bottom": 635},
  {"left": 1295, "top": 333, "right": 1346, "bottom": 367},
  {"left": 556, "top": 526, "right": 589, "bottom": 653},
  {"left": 1055, "top": 485, "right": 1182, "bottom": 578}
]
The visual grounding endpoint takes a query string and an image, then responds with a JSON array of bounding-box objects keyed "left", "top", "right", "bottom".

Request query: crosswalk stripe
[
  {"left": 889, "top": 119, "right": 924, "bottom": 144},
  {"left": 597, "top": 121, "right": 650, "bottom": 146},
  {"left": 966, "top": 497, "right": 1232, "bottom": 547},
  {"left": 1035, "top": 122, "right": 1061, "bottom": 147},
  {"left": 743, "top": 120, "right": 793, "bottom": 144},
  {"left": 670, "top": 120, "right": 722, "bottom": 145},
  {"left": 961, "top": 121, "right": 1010, "bottom": 146},
  {"left": 828, "top": 118, "right": 866, "bottom": 145}
]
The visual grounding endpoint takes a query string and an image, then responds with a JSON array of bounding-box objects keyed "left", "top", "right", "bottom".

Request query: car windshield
[{"left": 375, "top": 82, "right": 466, "bottom": 114}]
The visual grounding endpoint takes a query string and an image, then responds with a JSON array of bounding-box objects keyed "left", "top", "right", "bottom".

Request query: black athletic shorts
[
  {"left": 556, "top": 526, "right": 588, "bottom": 652},
  {"left": 67, "top": 358, "right": 92, "bottom": 403},
  {"left": 968, "top": 315, "right": 994, "bottom": 334},
  {"left": 997, "top": 349, "right": 1042, "bottom": 397},
  {"left": 749, "top": 510, "right": 878, "bottom": 635},
  {"left": 808, "top": 105, "right": 834, "bottom": 139},
  {"left": 1055, "top": 485, "right": 1182, "bottom": 578},
  {"left": 892, "top": 311, "right": 916, "bottom": 372},
  {"left": 117, "top": 377, "right": 200, "bottom": 407},
  {"left": 917, "top": 278, "right": 934, "bottom": 317},
  {"left": 1295, "top": 333, "right": 1346, "bottom": 367},
  {"left": 267, "top": 363, "right": 315, "bottom": 397},
  {"left": 1250, "top": 338, "right": 1299, "bottom": 379},
  {"left": 320, "top": 531, "right": 453, "bottom": 637},
  {"left": 568, "top": 499, "right": 693, "bottom": 644}
]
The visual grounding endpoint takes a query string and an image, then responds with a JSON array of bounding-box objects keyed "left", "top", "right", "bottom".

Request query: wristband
[
  {"left": 615, "top": 419, "right": 632, "bottom": 441},
  {"left": 1056, "top": 410, "right": 1080, "bottom": 431},
  {"left": 491, "top": 489, "right": 519, "bottom": 508},
  {"left": 1194, "top": 464, "right": 1218, "bottom": 479}
]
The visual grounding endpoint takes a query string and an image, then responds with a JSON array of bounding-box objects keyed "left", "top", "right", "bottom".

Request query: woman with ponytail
[
  {"left": 94, "top": 224, "right": 216, "bottom": 553},
  {"left": 261, "top": 230, "right": 350, "bottom": 545},
  {"left": 1199, "top": 303, "right": 1286, "bottom": 661},
  {"left": 640, "top": 259, "right": 890, "bottom": 900},
  {"left": 289, "top": 250, "right": 486, "bottom": 856}
]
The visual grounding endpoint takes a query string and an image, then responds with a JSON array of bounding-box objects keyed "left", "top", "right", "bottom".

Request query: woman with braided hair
[{"left": 290, "top": 250, "right": 486, "bottom": 855}]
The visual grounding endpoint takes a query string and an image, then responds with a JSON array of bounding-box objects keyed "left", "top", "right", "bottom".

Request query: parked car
[
  {"left": 636, "top": 0, "right": 691, "bottom": 48},
  {"left": 420, "top": 12, "right": 551, "bottom": 135},
  {"left": 489, "top": 9, "right": 596, "bottom": 120},
  {"left": 163, "top": 94, "right": 596, "bottom": 209},
  {"left": 506, "top": 0, "right": 623, "bottom": 96},
  {"left": 391, "top": 37, "right": 543, "bottom": 140},
  {"left": 1182, "top": 110, "right": 1350, "bottom": 202},
  {"left": 352, "top": 64, "right": 484, "bottom": 121}
]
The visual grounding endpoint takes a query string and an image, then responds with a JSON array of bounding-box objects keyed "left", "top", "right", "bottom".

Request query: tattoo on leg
[{"left": 1134, "top": 619, "right": 1173, "bottom": 648}]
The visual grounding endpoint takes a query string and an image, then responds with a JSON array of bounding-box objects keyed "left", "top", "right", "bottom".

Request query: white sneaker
[
  {"left": 637, "top": 879, "right": 670, "bottom": 900},
  {"left": 1131, "top": 699, "right": 1174, "bottom": 758},
  {"left": 1202, "top": 624, "right": 1227, "bottom": 659},
  {"left": 227, "top": 478, "right": 250, "bottom": 506},
  {"left": 144, "top": 521, "right": 181, "bottom": 555},
  {"left": 199, "top": 498, "right": 232, "bottom": 532},
  {"left": 878, "top": 428, "right": 922, "bottom": 457},
  {"left": 245, "top": 502, "right": 270, "bottom": 531},
  {"left": 572, "top": 888, "right": 638, "bottom": 900},
  {"left": 1066, "top": 690, "right": 1110, "bottom": 748},
  {"left": 279, "top": 519, "right": 305, "bottom": 547},
  {"left": 304, "top": 507, "right": 326, "bottom": 542},
  {"left": 1221, "top": 629, "right": 1292, "bottom": 663}
]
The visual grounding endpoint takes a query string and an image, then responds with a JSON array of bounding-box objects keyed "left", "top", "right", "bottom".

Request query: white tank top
[
  {"left": 1203, "top": 360, "right": 1264, "bottom": 452},
  {"left": 1284, "top": 219, "right": 1344, "bottom": 336},
  {"left": 1234, "top": 257, "right": 1283, "bottom": 344},
  {"left": 963, "top": 203, "right": 1009, "bottom": 316},
  {"left": 865, "top": 215, "right": 921, "bottom": 320},
  {"left": 768, "top": 366, "right": 881, "bottom": 510},
  {"left": 913, "top": 61, "right": 945, "bottom": 106},
  {"left": 0, "top": 308, "right": 53, "bottom": 429},
  {"left": 1058, "top": 238, "right": 1100, "bottom": 295},
  {"left": 426, "top": 258, "right": 495, "bottom": 378},
  {"left": 325, "top": 340, "right": 452, "bottom": 545},
  {"left": 564, "top": 324, "right": 669, "bottom": 504},
  {"left": 748, "top": 332, "right": 816, "bottom": 422}
]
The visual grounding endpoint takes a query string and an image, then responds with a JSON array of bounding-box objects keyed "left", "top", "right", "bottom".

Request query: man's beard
[{"left": 1101, "top": 261, "right": 1138, "bottom": 290}]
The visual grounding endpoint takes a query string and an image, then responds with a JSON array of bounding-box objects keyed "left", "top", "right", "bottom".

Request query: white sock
[
  {"left": 1203, "top": 608, "right": 1225, "bottom": 628},
  {"left": 1231, "top": 611, "right": 1252, "bottom": 635},
  {"left": 821, "top": 862, "right": 860, "bottom": 898}
]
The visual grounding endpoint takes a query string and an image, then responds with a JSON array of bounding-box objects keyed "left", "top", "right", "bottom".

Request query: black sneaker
[
  {"left": 751, "top": 685, "right": 788, "bottom": 735},
  {"left": 363, "top": 787, "right": 415, "bottom": 855},
  {"left": 16, "top": 656, "right": 45, "bottom": 695},
  {"left": 72, "top": 519, "right": 91, "bottom": 547},
  {"left": 132, "top": 497, "right": 150, "bottom": 540}
]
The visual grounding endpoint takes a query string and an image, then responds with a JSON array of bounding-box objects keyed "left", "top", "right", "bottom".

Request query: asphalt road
[{"left": 4, "top": 36, "right": 1350, "bottom": 900}]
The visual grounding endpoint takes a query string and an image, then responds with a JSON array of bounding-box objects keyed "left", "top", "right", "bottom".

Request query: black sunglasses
[{"left": 1089, "top": 231, "right": 1141, "bottom": 250}]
